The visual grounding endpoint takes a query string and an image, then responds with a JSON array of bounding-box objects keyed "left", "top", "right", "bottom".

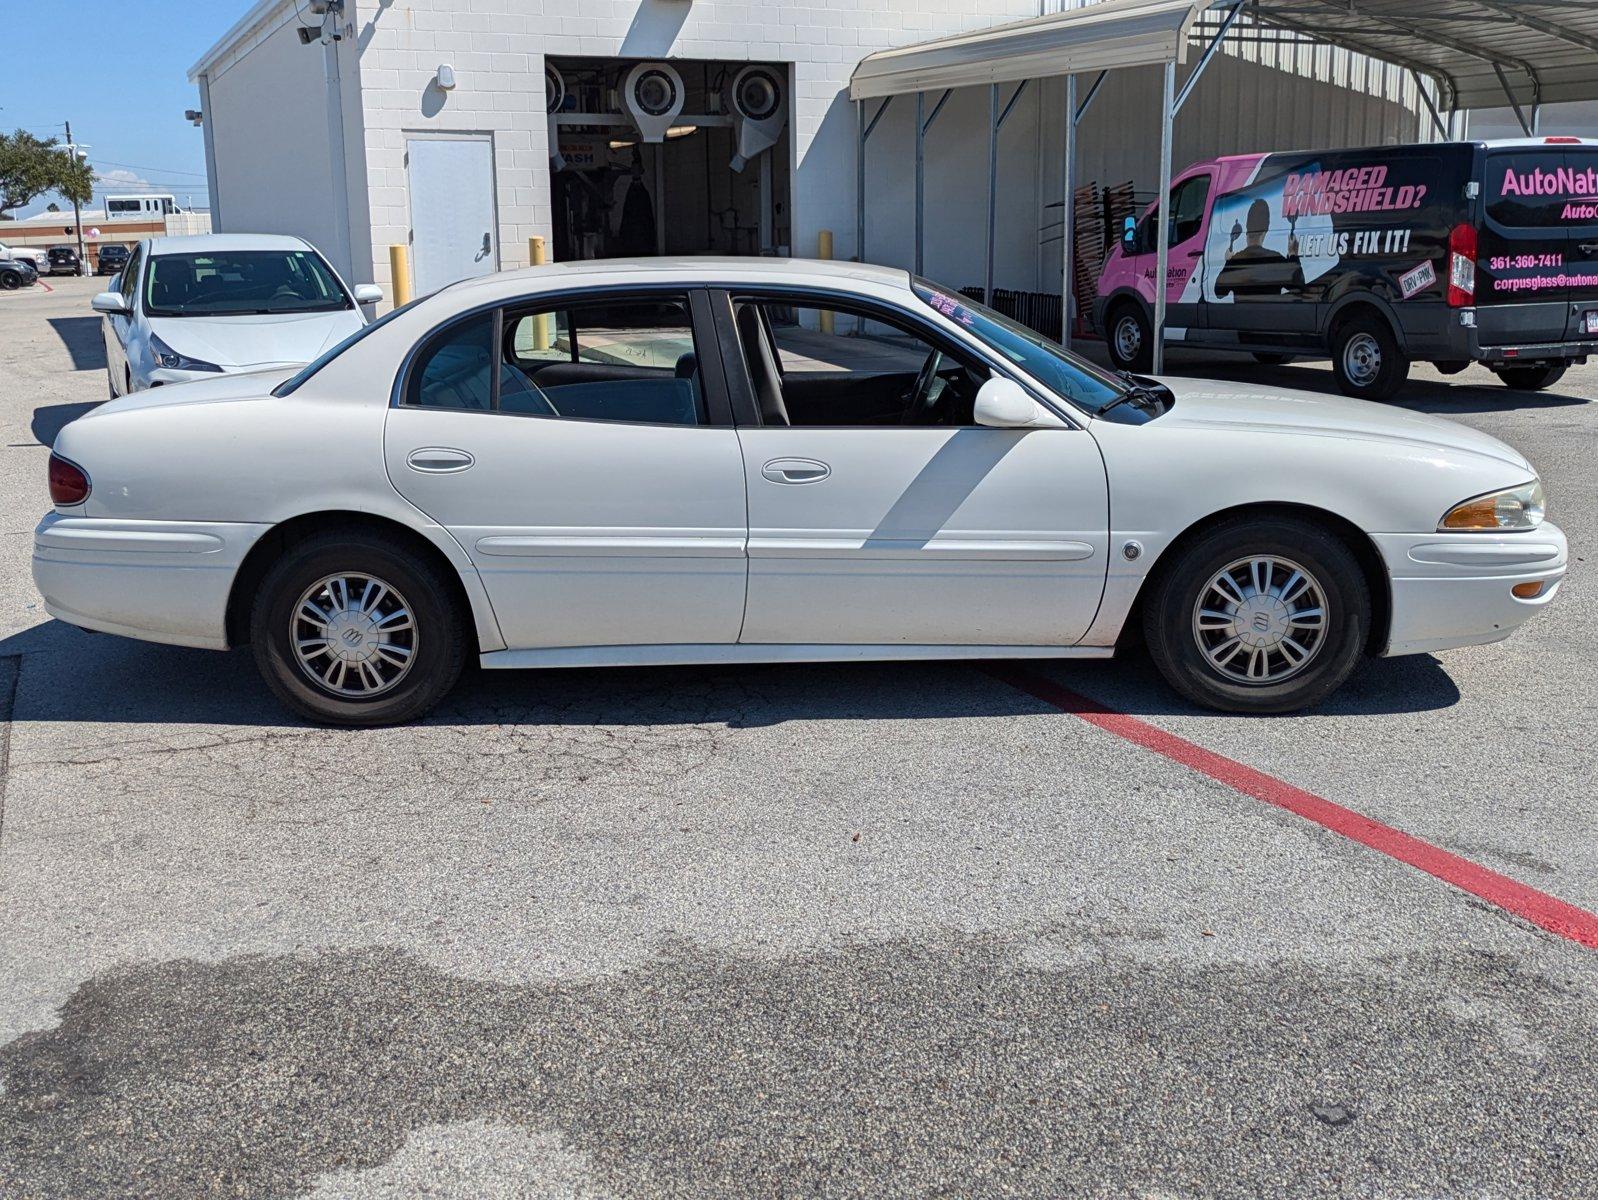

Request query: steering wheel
[{"left": 899, "top": 350, "right": 944, "bottom": 425}]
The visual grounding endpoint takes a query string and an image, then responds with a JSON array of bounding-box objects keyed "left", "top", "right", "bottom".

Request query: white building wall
[{"left": 200, "top": 5, "right": 364, "bottom": 277}]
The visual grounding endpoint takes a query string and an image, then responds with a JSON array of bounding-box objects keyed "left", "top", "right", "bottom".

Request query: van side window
[{"left": 1130, "top": 174, "right": 1210, "bottom": 253}]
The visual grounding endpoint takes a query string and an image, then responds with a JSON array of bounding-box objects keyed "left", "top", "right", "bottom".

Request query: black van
[{"left": 1093, "top": 138, "right": 1598, "bottom": 399}]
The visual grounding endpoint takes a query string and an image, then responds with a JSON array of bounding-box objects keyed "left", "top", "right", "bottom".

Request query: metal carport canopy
[{"left": 848, "top": 0, "right": 1204, "bottom": 101}]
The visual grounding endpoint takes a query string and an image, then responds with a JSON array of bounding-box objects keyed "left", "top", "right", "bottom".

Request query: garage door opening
[{"left": 546, "top": 57, "right": 792, "bottom": 262}]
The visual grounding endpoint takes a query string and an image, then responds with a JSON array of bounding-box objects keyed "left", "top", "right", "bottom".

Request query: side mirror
[
  {"left": 973, "top": 377, "right": 1051, "bottom": 429},
  {"left": 91, "top": 291, "right": 129, "bottom": 315},
  {"left": 353, "top": 283, "right": 383, "bottom": 304},
  {"left": 1122, "top": 215, "right": 1137, "bottom": 244}
]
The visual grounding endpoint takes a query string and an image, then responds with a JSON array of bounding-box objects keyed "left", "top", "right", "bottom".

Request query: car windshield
[
  {"left": 145, "top": 249, "right": 351, "bottom": 317},
  {"left": 912, "top": 278, "right": 1127, "bottom": 413}
]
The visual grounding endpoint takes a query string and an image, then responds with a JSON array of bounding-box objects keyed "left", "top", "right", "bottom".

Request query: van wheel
[
  {"left": 1252, "top": 352, "right": 1292, "bottom": 365},
  {"left": 1143, "top": 516, "right": 1369, "bottom": 714},
  {"left": 1492, "top": 362, "right": 1567, "bottom": 391},
  {"left": 1107, "top": 303, "right": 1153, "bottom": 373},
  {"left": 251, "top": 530, "right": 467, "bottom": 726},
  {"left": 1330, "top": 315, "right": 1408, "bottom": 401}
]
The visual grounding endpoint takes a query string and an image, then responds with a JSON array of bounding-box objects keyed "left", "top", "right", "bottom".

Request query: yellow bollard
[
  {"left": 817, "top": 229, "right": 834, "bottom": 334},
  {"left": 529, "top": 235, "right": 552, "bottom": 351},
  {"left": 388, "top": 244, "right": 412, "bottom": 308}
]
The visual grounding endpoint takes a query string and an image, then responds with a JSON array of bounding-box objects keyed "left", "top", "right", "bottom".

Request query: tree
[{"left": 0, "top": 130, "right": 95, "bottom": 216}]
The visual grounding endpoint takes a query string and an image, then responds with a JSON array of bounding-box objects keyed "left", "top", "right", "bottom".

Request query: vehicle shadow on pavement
[
  {"left": 31, "top": 402, "right": 101, "bottom": 447},
  {"left": 0, "top": 619, "right": 1462, "bottom": 731},
  {"left": 0, "top": 935, "right": 1592, "bottom": 1197},
  {"left": 45, "top": 316, "right": 106, "bottom": 373}
]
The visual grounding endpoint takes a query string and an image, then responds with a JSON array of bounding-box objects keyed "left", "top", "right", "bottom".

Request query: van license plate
[{"left": 1586, "top": 311, "right": 1598, "bottom": 335}]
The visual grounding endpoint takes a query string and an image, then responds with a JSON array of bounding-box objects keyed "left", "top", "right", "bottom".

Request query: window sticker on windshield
[
  {"left": 1397, "top": 259, "right": 1436, "bottom": 300},
  {"left": 923, "top": 290, "right": 976, "bottom": 327}
]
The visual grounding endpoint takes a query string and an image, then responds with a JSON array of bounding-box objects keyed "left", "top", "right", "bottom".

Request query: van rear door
[
  {"left": 1559, "top": 146, "right": 1598, "bottom": 340},
  {"left": 1477, "top": 147, "right": 1576, "bottom": 345}
]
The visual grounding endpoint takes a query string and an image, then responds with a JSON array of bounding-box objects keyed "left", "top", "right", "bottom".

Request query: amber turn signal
[{"left": 1512, "top": 581, "right": 1546, "bottom": 599}]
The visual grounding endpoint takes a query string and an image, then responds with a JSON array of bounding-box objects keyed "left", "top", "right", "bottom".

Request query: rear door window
[{"left": 1485, "top": 150, "right": 1572, "bottom": 228}]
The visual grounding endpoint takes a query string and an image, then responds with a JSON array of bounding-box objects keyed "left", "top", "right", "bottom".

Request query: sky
[{"left": 3, "top": 0, "right": 258, "bottom": 216}]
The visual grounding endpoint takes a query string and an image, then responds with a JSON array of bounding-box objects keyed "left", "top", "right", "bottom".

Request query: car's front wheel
[
  {"left": 1142, "top": 517, "right": 1370, "bottom": 714},
  {"left": 1106, "top": 303, "right": 1153, "bottom": 373},
  {"left": 251, "top": 530, "right": 467, "bottom": 726}
]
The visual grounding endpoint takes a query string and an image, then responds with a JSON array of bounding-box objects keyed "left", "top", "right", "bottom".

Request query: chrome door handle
[
  {"left": 406, "top": 447, "right": 475, "bottom": 473},
  {"left": 1581, "top": 242, "right": 1598, "bottom": 254},
  {"left": 761, "top": 457, "right": 831, "bottom": 484}
]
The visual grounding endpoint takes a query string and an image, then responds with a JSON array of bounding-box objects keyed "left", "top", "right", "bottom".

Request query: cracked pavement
[{"left": 1, "top": 278, "right": 1596, "bottom": 1197}]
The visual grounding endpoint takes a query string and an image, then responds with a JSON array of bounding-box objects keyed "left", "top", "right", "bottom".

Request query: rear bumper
[
  {"left": 1375, "top": 524, "right": 1567, "bottom": 657},
  {"left": 32, "top": 513, "right": 269, "bottom": 650}
]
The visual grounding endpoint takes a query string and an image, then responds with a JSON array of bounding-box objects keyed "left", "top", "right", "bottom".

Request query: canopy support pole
[
  {"left": 1153, "top": 59, "right": 1175, "bottom": 375},
  {"left": 856, "top": 96, "right": 892, "bottom": 264},
  {"left": 914, "top": 88, "right": 951, "bottom": 277},
  {"left": 984, "top": 80, "right": 1028, "bottom": 304},
  {"left": 1413, "top": 71, "right": 1449, "bottom": 141},
  {"left": 1060, "top": 73, "right": 1076, "bottom": 349},
  {"left": 1492, "top": 63, "right": 1534, "bottom": 136},
  {"left": 1174, "top": 1, "right": 1242, "bottom": 115},
  {"left": 1076, "top": 70, "right": 1108, "bottom": 124}
]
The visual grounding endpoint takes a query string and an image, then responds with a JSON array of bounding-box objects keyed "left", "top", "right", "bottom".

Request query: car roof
[
  {"left": 444, "top": 256, "right": 914, "bottom": 302},
  {"left": 146, "top": 233, "right": 312, "bottom": 256}
]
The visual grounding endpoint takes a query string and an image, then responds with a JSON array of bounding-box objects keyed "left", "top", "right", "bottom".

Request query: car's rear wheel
[
  {"left": 251, "top": 530, "right": 467, "bottom": 726},
  {"left": 1492, "top": 362, "right": 1567, "bottom": 391},
  {"left": 1107, "top": 302, "right": 1153, "bottom": 373},
  {"left": 1330, "top": 314, "right": 1408, "bottom": 401},
  {"left": 1143, "top": 517, "right": 1370, "bottom": 714}
]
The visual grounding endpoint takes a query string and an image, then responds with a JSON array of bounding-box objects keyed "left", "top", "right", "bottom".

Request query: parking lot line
[{"left": 988, "top": 665, "right": 1598, "bottom": 951}]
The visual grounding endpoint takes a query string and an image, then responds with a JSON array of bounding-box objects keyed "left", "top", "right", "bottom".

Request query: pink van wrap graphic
[{"left": 1096, "top": 150, "right": 1454, "bottom": 312}]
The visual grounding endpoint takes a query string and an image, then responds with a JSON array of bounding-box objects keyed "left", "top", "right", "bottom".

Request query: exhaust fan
[
  {"left": 621, "top": 62, "right": 685, "bottom": 143},
  {"left": 546, "top": 63, "right": 567, "bottom": 169},
  {"left": 728, "top": 65, "right": 786, "bottom": 172}
]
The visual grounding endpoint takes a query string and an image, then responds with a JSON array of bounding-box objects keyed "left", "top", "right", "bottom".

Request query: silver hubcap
[
  {"left": 292, "top": 572, "right": 417, "bottom": 698},
  {"left": 1114, "top": 314, "right": 1142, "bottom": 362},
  {"left": 1192, "top": 556, "right": 1329, "bottom": 685},
  {"left": 1342, "top": 332, "right": 1382, "bottom": 388}
]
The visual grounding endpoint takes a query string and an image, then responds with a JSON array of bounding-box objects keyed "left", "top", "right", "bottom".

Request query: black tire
[
  {"left": 251, "top": 530, "right": 467, "bottom": 726},
  {"left": 1492, "top": 362, "right": 1567, "bottom": 391},
  {"left": 1251, "top": 352, "right": 1293, "bottom": 365},
  {"left": 1142, "top": 516, "right": 1370, "bottom": 714},
  {"left": 0, "top": 272, "right": 19, "bottom": 291},
  {"left": 1106, "top": 302, "right": 1153, "bottom": 373},
  {"left": 1330, "top": 314, "right": 1408, "bottom": 401}
]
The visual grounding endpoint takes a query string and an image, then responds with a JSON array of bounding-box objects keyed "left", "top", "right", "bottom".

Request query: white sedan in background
[
  {"left": 37, "top": 259, "right": 1564, "bottom": 725},
  {"left": 91, "top": 233, "right": 380, "bottom": 396}
]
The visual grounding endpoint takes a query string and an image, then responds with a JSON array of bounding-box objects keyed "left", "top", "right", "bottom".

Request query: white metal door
[
  {"left": 736, "top": 427, "right": 1110, "bottom": 646},
  {"left": 406, "top": 136, "right": 498, "bottom": 295}
]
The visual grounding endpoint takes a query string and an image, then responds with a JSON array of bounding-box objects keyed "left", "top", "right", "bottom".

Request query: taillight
[
  {"left": 1447, "top": 222, "right": 1477, "bottom": 308},
  {"left": 1543, "top": 136, "right": 1582, "bottom": 144},
  {"left": 48, "top": 453, "right": 91, "bottom": 506}
]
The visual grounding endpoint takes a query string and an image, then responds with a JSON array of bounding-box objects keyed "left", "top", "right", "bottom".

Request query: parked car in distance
[
  {"left": 40, "top": 259, "right": 1566, "bottom": 725},
  {"left": 90, "top": 233, "right": 382, "bottom": 396},
  {"left": 47, "top": 246, "right": 81, "bottom": 276},
  {"left": 0, "top": 257, "right": 38, "bottom": 290},
  {"left": 1096, "top": 136, "right": 1598, "bottom": 400},
  {"left": 95, "top": 244, "right": 130, "bottom": 276},
  {"left": 0, "top": 241, "right": 49, "bottom": 273}
]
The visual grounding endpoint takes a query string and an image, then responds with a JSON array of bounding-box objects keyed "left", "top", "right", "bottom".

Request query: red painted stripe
[{"left": 987, "top": 665, "right": 1598, "bottom": 950}]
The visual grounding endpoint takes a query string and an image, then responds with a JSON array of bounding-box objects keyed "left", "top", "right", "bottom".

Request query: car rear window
[{"left": 1485, "top": 150, "right": 1596, "bottom": 228}]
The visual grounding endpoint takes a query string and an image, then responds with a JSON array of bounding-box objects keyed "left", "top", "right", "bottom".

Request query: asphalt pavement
[{"left": 1, "top": 276, "right": 1595, "bottom": 1198}]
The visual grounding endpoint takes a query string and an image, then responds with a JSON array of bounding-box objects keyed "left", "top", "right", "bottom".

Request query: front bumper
[
  {"left": 1375, "top": 523, "right": 1567, "bottom": 657},
  {"left": 32, "top": 512, "right": 271, "bottom": 650}
]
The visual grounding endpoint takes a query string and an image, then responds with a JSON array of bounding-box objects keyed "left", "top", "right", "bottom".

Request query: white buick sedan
[{"left": 36, "top": 259, "right": 1565, "bottom": 725}]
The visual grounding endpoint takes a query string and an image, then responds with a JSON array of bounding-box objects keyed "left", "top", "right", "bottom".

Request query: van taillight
[
  {"left": 1544, "top": 136, "right": 1582, "bottom": 144},
  {"left": 1447, "top": 223, "right": 1477, "bottom": 307},
  {"left": 48, "top": 453, "right": 91, "bottom": 506}
]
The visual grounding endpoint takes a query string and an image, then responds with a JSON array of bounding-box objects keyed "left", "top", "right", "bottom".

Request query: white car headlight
[
  {"left": 149, "top": 333, "right": 222, "bottom": 374},
  {"left": 1439, "top": 479, "right": 1545, "bottom": 531}
]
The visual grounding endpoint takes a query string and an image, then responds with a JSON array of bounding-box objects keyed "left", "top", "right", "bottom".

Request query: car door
[
  {"left": 1123, "top": 171, "right": 1212, "bottom": 338},
  {"left": 1477, "top": 147, "right": 1573, "bottom": 346},
  {"left": 382, "top": 288, "right": 749, "bottom": 651},
  {"left": 720, "top": 290, "right": 1109, "bottom": 647}
]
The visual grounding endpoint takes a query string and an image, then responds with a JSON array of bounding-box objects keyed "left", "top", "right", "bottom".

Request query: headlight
[
  {"left": 1439, "top": 480, "right": 1545, "bottom": 531},
  {"left": 149, "top": 334, "right": 222, "bottom": 373}
]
